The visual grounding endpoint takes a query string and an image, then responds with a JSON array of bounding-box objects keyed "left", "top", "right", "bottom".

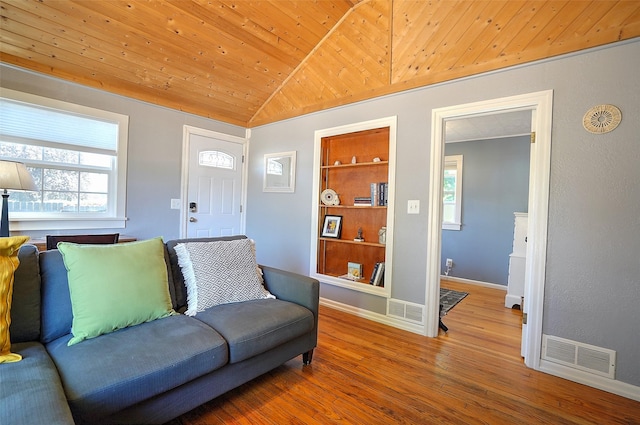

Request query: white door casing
[
  {"left": 426, "top": 90, "right": 553, "bottom": 371},
  {"left": 180, "top": 126, "right": 248, "bottom": 238}
]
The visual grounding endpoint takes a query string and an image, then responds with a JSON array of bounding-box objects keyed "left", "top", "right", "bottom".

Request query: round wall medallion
[{"left": 582, "top": 104, "right": 622, "bottom": 134}]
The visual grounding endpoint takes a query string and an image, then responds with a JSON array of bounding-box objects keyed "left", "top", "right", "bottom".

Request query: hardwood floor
[{"left": 168, "top": 281, "right": 640, "bottom": 424}]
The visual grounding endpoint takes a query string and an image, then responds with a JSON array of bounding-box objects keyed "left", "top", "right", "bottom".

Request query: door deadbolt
[{"left": 189, "top": 202, "right": 197, "bottom": 212}]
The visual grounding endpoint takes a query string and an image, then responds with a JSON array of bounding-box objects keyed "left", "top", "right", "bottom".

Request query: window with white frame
[
  {"left": 0, "top": 89, "right": 129, "bottom": 231},
  {"left": 443, "top": 155, "right": 463, "bottom": 230}
]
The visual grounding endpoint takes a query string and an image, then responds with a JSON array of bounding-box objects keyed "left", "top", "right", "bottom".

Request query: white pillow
[{"left": 174, "top": 239, "right": 274, "bottom": 315}]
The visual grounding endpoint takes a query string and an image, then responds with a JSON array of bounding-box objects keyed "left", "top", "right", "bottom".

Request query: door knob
[{"left": 189, "top": 217, "right": 197, "bottom": 222}]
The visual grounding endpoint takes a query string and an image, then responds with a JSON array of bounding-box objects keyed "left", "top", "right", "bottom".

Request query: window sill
[
  {"left": 442, "top": 222, "right": 461, "bottom": 231},
  {"left": 9, "top": 217, "right": 127, "bottom": 231}
]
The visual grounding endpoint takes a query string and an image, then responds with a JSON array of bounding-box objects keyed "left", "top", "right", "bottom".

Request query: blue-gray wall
[
  {"left": 442, "top": 136, "right": 530, "bottom": 285},
  {"left": 1, "top": 39, "right": 638, "bottom": 388},
  {"left": 246, "top": 40, "right": 640, "bottom": 388}
]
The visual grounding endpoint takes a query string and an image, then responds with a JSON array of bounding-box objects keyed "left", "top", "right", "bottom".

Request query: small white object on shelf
[{"left": 378, "top": 226, "right": 386, "bottom": 244}]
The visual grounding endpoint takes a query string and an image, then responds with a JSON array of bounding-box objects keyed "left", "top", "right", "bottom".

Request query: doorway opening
[
  {"left": 425, "top": 91, "right": 553, "bottom": 370},
  {"left": 439, "top": 110, "right": 532, "bottom": 353}
]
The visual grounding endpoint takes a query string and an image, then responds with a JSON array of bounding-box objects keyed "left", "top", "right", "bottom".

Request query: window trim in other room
[{"left": 442, "top": 154, "right": 463, "bottom": 231}]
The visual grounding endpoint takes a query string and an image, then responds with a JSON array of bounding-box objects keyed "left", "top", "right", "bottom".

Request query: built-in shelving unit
[{"left": 311, "top": 117, "right": 396, "bottom": 296}]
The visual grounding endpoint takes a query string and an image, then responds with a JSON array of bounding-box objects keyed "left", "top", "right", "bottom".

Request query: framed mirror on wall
[{"left": 263, "top": 151, "right": 296, "bottom": 193}]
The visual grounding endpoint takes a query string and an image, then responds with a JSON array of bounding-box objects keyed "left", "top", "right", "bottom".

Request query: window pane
[
  {"left": 44, "top": 147, "right": 80, "bottom": 164},
  {"left": 80, "top": 193, "right": 108, "bottom": 212},
  {"left": 0, "top": 141, "right": 43, "bottom": 160},
  {"left": 7, "top": 191, "right": 42, "bottom": 212},
  {"left": 443, "top": 170, "right": 456, "bottom": 191},
  {"left": 27, "top": 166, "right": 43, "bottom": 189},
  {"left": 44, "top": 169, "right": 78, "bottom": 191},
  {"left": 443, "top": 204, "right": 456, "bottom": 223},
  {"left": 44, "top": 191, "right": 78, "bottom": 212},
  {"left": 80, "top": 152, "right": 112, "bottom": 168},
  {"left": 80, "top": 172, "right": 108, "bottom": 193}
]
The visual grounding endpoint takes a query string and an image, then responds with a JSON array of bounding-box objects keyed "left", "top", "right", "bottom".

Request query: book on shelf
[
  {"left": 347, "top": 262, "right": 363, "bottom": 280},
  {"left": 369, "top": 262, "right": 380, "bottom": 284},
  {"left": 370, "top": 182, "right": 388, "bottom": 206},
  {"left": 370, "top": 183, "right": 378, "bottom": 206},
  {"left": 353, "top": 196, "right": 372, "bottom": 206},
  {"left": 372, "top": 262, "right": 385, "bottom": 286},
  {"left": 378, "top": 182, "right": 388, "bottom": 206}
]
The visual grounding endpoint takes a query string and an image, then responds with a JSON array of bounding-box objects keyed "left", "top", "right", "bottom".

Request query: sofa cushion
[
  {"left": 194, "top": 298, "right": 314, "bottom": 363},
  {"left": 1, "top": 235, "right": 30, "bottom": 363},
  {"left": 10, "top": 244, "right": 41, "bottom": 343},
  {"left": 166, "top": 235, "right": 248, "bottom": 312},
  {"left": 0, "top": 341, "right": 74, "bottom": 425},
  {"left": 174, "top": 238, "right": 274, "bottom": 315},
  {"left": 39, "top": 249, "right": 73, "bottom": 344},
  {"left": 45, "top": 314, "right": 228, "bottom": 422},
  {"left": 58, "top": 237, "right": 176, "bottom": 346}
]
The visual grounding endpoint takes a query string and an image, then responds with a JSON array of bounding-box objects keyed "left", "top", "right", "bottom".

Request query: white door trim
[
  {"left": 425, "top": 90, "right": 553, "bottom": 370},
  {"left": 180, "top": 126, "right": 249, "bottom": 238}
]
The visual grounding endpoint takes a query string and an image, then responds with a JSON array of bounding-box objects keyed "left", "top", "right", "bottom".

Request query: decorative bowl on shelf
[{"left": 321, "top": 189, "right": 340, "bottom": 206}]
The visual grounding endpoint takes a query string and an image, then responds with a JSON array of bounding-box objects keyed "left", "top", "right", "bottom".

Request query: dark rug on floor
[{"left": 440, "top": 288, "right": 468, "bottom": 315}]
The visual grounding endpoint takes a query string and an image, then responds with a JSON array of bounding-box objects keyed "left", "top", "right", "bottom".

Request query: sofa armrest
[{"left": 260, "top": 266, "right": 319, "bottom": 319}]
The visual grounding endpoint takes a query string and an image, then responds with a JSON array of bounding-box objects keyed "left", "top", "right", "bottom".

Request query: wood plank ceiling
[{"left": 1, "top": 1, "right": 639, "bottom": 128}]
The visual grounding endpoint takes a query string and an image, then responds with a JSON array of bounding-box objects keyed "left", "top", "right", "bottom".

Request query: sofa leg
[{"left": 303, "top": 349, "right": 314, "bottom": 365}]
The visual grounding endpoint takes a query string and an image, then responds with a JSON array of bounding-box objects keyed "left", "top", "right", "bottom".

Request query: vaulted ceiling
[{"left": 1, "top": 1, "right": 639, "bottom": 128}]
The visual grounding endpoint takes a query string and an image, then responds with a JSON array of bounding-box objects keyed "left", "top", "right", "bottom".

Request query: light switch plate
[
  {"left": 408, "top": 200, "right": 420, "bottom": 214},
  {"left": 170, "top": 199, "right": 181, "bottom": 210}
]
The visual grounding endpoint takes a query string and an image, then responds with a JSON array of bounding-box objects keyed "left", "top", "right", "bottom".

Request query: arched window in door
[{"left": 199, "top": 150, "right": 234, "bottom": 170}]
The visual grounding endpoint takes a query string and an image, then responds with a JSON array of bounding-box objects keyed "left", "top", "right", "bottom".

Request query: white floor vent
[
  {"left": 542, "top": 335, "right": 616, "bottom": 379},
  {"left": 388, "top": 299, "right": 424, "bottom": 324}
]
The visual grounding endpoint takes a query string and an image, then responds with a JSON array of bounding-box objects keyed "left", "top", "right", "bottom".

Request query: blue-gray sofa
[{"left": 1, "top": 236, "right": 319, "bottom": 424}]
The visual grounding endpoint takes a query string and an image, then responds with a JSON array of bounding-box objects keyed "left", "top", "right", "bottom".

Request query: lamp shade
[{"left": 0, "top": 160, "right": 37, "bottom": 191}]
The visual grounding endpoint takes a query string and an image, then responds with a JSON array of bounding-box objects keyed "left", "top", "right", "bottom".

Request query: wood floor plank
[{"left": 167, "top": 281, "right": 640, "bottom": 424}]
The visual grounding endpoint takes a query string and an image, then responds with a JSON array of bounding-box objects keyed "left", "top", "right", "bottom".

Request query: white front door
[{"left": 183, "top": 127, "right": 245, "bottom": 238}]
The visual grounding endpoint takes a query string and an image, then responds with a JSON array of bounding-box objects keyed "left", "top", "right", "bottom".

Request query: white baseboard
[
  {"left": 319, "top": 297, "right": 424, "bottom": 335},
  {"left": 440, "top": 275, "right": 507, "bottom": 290},
  {"left": 539, "top": 359, "right": 640, "bottom": 401}
]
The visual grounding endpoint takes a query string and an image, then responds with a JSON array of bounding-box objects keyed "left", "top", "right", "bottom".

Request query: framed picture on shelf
[
  {"left": 321, "top": 215, "right": 342, "bottom": 238},
  {"left": 347, "top": 262, "right": 362, "bottom": 280}
]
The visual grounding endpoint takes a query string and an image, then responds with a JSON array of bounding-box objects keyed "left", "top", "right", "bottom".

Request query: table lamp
[{"left": 0, "top": 160, "right": 37, "bottom": 237}]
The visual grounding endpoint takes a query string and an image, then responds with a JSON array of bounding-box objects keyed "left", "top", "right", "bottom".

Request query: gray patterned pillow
[{"left": 174, "top": 239, "right": 274, "bottom": 315}]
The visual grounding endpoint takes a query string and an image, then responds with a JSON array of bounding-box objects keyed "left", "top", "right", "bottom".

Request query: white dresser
[{"left": 505, "top": 212, "right": 527, "bottom": 308}]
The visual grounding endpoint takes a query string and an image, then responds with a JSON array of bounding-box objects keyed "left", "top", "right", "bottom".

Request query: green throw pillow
[{"left": 58, "top": 237, "right": 175, "bottom": 346}]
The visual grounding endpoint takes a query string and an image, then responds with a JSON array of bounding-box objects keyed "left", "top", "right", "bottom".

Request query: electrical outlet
[{"left": 446, "top": 258, "right": 453, "bottom": 267}]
